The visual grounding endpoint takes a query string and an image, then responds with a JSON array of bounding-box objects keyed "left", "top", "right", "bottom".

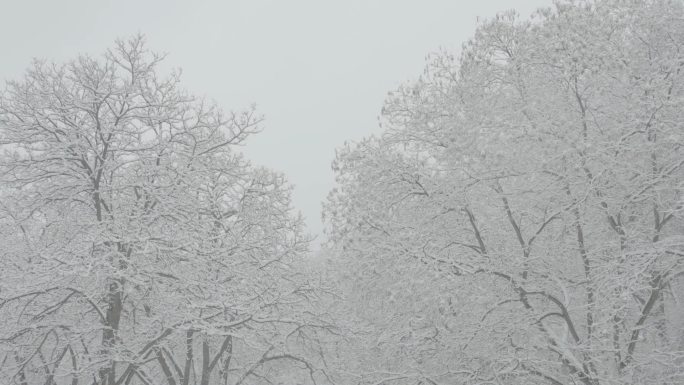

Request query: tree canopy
[
  {"left": 0, "top": 36, "right": 333, "bottom": 385},
  {"left": 325, "top": 1, "right": 684, "bottom": 384}
]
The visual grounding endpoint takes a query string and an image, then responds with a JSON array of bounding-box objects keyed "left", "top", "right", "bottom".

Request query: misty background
[{"left": 0, "top": 0, "right": 552, "bottom": 247}]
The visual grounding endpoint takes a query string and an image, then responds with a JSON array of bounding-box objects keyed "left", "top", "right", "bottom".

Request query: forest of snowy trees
[{"left": 0, "top": 1, "right": 682, "bottom": 385}]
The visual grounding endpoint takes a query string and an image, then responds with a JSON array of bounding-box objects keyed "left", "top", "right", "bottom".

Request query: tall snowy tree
[
  {"left": 0, "top": 36, "right": 332, "bottom": 385},
  {"left": 326, "top": 1, "right": 684, "bottom": 384}
]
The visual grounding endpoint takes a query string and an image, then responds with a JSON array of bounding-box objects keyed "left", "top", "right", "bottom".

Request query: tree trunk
[{"left": 100, "top": 279, "right": 123, "bottom": 385}]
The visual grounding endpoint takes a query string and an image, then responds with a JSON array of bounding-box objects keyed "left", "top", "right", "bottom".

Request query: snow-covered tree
[
  {"left": 325, "top": 1, "right": 684, "bottom": 384},
  {"left": 0, "top": 36, "right": 332, "bottom": 385}
]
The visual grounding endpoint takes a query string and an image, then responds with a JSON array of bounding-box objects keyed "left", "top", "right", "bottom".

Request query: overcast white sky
[{"left": 1, "top": 0, "right": 552, "bottom": 248}]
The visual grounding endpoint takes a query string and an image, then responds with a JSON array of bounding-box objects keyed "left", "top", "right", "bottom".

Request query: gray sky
[{"left": 1, "top": 0, "right": 552, "bottom": 248}]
